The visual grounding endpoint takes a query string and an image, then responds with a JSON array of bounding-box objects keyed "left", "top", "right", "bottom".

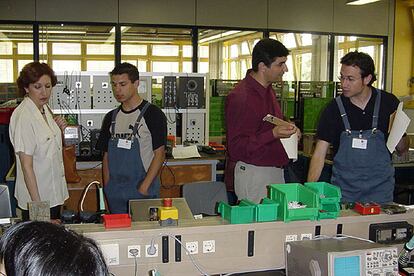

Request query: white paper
[
  {"left": 172, "top": 145, "right": 201, "bottom": 159},
  {"left": 280, "top": 133, "right": 298, "bottom": 160},
  {"left": 387, "top": 102, "right": 411, "bottom": 153}
]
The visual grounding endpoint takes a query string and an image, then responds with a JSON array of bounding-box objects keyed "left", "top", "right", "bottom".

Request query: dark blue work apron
[
  {"left": 331, "top": 89, "right": 394, "bottom": 204},
  {"left": 104, "top": 102, "right": 160, "bottom": 214}
]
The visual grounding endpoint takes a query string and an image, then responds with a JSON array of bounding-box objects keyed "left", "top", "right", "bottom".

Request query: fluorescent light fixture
[
  {"left": 0, "top": 29, "right": 86, "bottom": 34},
  {"left": 199, "top": 30, "right": 242, "bottom": 44},
  {"left": 346, "top": 0, "right": 381, "bottom": 5},
  {"left": 109, "top": 26, "right": 128, "bottom": 33}
]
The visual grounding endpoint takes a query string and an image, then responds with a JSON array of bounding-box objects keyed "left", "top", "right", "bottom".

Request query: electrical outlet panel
[
  {"left": 51, "top": 74, "right": 91, "bottom": 110},
  {"left": 285, "top": 234, "right": 298, "bottom": 242},
  {"left": 300, "top": 233, "right": 312, "bottom": 240},
  {"left": 127, "top": 245, "right": 141, "bottom": 258},
  {"left": 182, "top": 113, "right": 204, "bottom": 144},
  {"left": 93, "top": 75, "right": 118, "bottom": 109},
  {"left": 145, "top": 244, "right": 159, "bottom": 258},
  {"left": 185, "top": 241, "right": 199, "bottom": 255},
  {"left": 165, "top": 111, "right": 177, "bottom": 137},
  {"left": 163, "top": 76, "right": 177, "bottom": 108},
  {"left": 100, "top": 243, "right": 120, "bottom": 266},
  {"left": 138, "top": 76, "right": 152, "bottom": 102},
  {"left": 177, "top": 77, "right": 205, "bottom": 108},
  {"left": 79, "top": 114, "right": 104, "bottom": 133},
  {"left": 202, "top": 240, "right": 215, "bottom": 253}
]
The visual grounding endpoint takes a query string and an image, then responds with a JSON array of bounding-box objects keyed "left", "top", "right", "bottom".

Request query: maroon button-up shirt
[{"left": 224, "top": 72, "right": 289, "bottom": 191}]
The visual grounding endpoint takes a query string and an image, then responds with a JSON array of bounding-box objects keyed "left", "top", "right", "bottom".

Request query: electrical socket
[
  {"left": 301, "top": 233, "right": 312, "bottom": 240},
  {"left": 127, "top": 245, "right": 141, "bottom": 258},
  {"left": 202, "top": 240, "right": 215, "bottom": 253},
  {"left": 285, "top": 234, "right": 298, "bottom": 242},
  {"left": 185, "top": 241, "right": 199, "bottom": 255},
  {"left": 145, "top": 244, "right": 159, "bottom": 258}
]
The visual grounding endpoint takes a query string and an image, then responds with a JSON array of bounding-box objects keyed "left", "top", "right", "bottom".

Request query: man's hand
[{"left": 272, "top": 124, "right": 297, "bottom": 139}]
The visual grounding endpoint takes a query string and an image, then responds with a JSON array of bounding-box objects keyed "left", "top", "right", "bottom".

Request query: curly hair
[{"left": 16, "top": 62, "right": 57, "bottom": 97}]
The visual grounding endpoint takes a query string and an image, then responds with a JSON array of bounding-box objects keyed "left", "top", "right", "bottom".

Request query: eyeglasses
[{"left": 337, "top": 75, "right": 361, "bottom": 82}]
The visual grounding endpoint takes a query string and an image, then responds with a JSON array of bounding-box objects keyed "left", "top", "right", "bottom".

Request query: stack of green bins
[
  {"left": 302, "top": 97, "right": 331, "bottom": 133},
  {"left": 209, "top": 96, "right": 226, "bottom": 137},
  {"left": 304, "top": 182, "right": 341, "bottom": 219},
  {"left": 218, "top": 198, "right": 279, "bottom": 224},
  {"left": 268, "top": 183, "right": 319, "bottom": 222}
]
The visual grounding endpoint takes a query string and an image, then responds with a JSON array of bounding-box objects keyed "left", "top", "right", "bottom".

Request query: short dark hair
[
  {"left": 340, "top": 51, "right": 377, "bottom": 86},
  {"left": 252, "top": 38, "right": 290, "bottom": 72},
  {"left": 110, "top": 62, "right": 139, "bottom": 82},
  {"left": 16, "top": 62, "right": 57, "bottom": 97},
  {"left": 0, "top": 221, "right": 110, "bottom": 276}
]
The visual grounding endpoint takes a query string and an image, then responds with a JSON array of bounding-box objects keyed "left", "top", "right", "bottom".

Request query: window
[
  {"left": 52, "top": 43, "right": 81, "bottom": 55},
  {"left": 53, "top": 60, "right": 81, "bottom": 72},
  {"left": 86, "top": 60, "right": 114, "bottom": 72},
  {"left": 121, "top": 44, "right": 147, "bottom": 55},
  {"left": 121, "top": 26, "right": 192, "bottom": 73},
  {"left": 152, "top": 61, "right": 179, "bottom": 73},
  {"left": 87, "top": 44, "right": 114, "bottom": 55},
  {"left": 333, "top": 36, "right": 384, "bottom": 88},
  {"left": 152, "top": 45, "right": 179, "bottom": 56},
  {"left": 270, "top": 32, "right": 330, "bottom": 81},
  {"left": 39, "top": 24, "right": 115, "bottom": 72},
  {"left": 0, "top": 24, "right": 33, "bottom": 83}
]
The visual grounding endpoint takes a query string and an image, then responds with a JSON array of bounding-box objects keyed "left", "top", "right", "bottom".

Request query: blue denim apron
[
  {"left": 331, "top": 89, "right": 394, "bottom": 204},
  {"left": 104, "top": 102, "right": 160, "bottom": 214}
]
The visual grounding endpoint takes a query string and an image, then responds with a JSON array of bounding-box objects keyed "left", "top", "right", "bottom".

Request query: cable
[
  {"left": 334, "top": 234, "right": 375, "bottom": 243},
  {"left": 79, "top": 180, "right": 102, "bottom": 212},
  {"left": 159, "top": 161, "right": 176, "bottom": 189}
]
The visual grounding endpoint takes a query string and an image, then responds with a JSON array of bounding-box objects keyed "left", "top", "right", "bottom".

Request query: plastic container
[
  {"left": 304, "top": 182, "right": 341, "bottom": 204},
  {"left": 268, "top": 183, "right": 319, "bottom": 222},
  {"left": 318, "top": 203, "right": 340, "bottom": 219},
  {"left": 354, "top": 202, "right": 381, "bottom": 215},
  {"left": 102, "top": 214, "right": 131, "bottom": 229},
  {"left": 218, "top": 201, "right": 255, "bottom": 224},
  {"left": 305, "top": 182, "right": 341, "bottom": 220},
  {"left": 238, "top": 198, "right": 279, "bottom": 222}
]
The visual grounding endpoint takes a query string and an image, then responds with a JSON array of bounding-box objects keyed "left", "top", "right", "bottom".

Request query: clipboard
[{"left": 262, "top": 114, "right": 291, "bottom": 127}]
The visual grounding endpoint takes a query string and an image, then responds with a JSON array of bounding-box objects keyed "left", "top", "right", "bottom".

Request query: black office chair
[{"left": 182, "top": 181, "right": 228, "bottom": 216}]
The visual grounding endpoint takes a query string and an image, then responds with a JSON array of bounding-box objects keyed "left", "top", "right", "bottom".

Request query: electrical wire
[
  {"left": 79, "top": 180, "right": 102, "bottom": 212},
  {"left": 159, "top": 161, "right": 176, "bottom": 189}
]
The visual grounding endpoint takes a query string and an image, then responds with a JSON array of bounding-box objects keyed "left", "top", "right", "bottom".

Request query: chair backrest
[
  {"left": 182, "top": 181, "right": 228, "bottom": 216},
  {"left": 0, "top": 184, "right": 12, "bottom": 218}
]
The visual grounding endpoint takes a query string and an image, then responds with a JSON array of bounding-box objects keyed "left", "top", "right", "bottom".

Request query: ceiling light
[{"left": 346, "top": 0, "right": 381, "bottom": 5}]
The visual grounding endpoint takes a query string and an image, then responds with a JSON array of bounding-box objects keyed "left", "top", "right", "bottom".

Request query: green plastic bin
[
  {"left": 304, "top": 182, "right": 341, "bottom": 204},
  {"left": 268, "top": 183, "right": 319, "bottom": 222},
  {"left": 318, "top": 203, "right": 340, "bottom": 219},
  {"left": 218, "top": 201, "right": 255, "bottom": 224},
  {"left": 239, "top": 198, "right": 279, "bottom": 222}
]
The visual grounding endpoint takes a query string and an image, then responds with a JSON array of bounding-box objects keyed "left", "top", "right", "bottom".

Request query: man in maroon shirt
[{"left": 225, "top": 38, "right": 299, "bottom": 203}]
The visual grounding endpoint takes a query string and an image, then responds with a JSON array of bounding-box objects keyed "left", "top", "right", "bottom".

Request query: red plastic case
[
  {"left": 354, "top": 202, "right": 381, "bottom": 215},
  {"left": 102, "top": 214, "right": 131, "bottom": 228}
]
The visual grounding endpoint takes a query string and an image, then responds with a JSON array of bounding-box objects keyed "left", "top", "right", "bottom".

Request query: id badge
[
  {"left": 117, "top": 139, "right": 132, "bottom": 149},
  {"left": 352, "top": 138, "right": 367, "bottom": 149}
]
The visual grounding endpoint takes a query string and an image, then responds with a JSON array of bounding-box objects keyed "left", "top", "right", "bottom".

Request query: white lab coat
[{"left": 9, "top": 97, "right": 68, "bottom": 210}]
